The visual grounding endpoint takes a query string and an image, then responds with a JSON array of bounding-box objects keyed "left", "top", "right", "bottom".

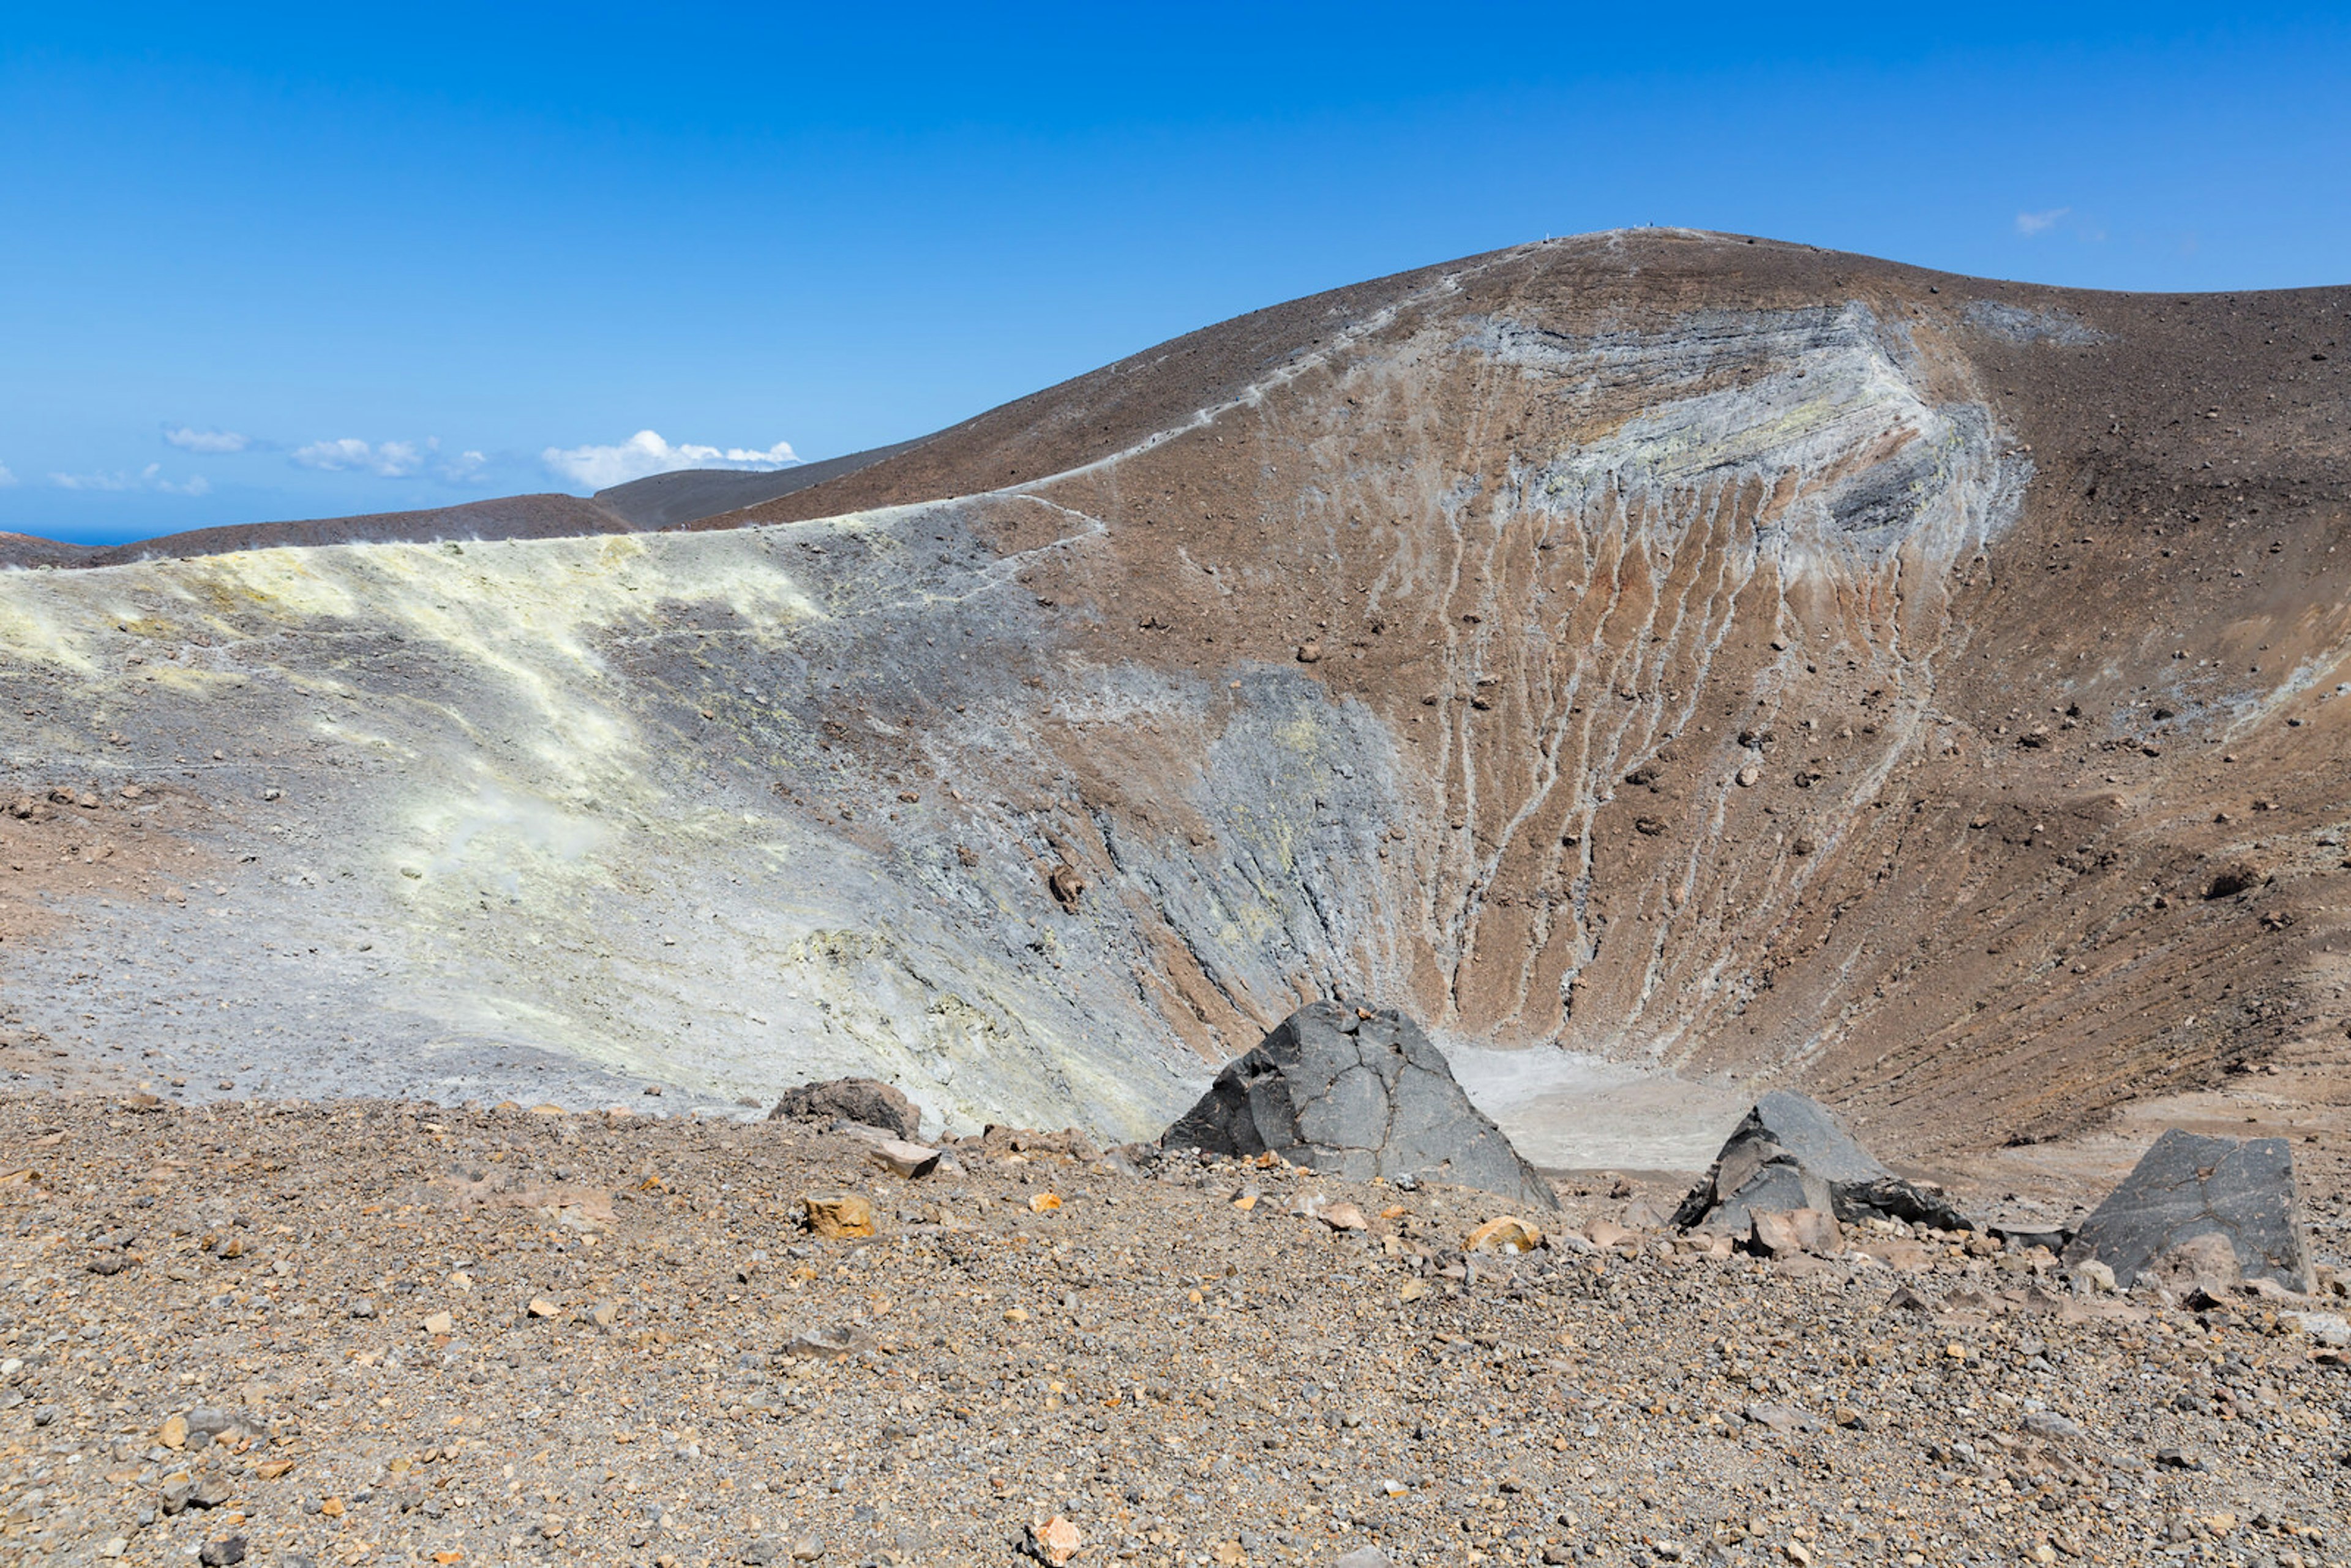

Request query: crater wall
[{"left": 5, "top": 230, "right": 2347, "bottom": 1155}]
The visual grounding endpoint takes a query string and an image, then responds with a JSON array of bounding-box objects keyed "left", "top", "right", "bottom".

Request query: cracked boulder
[
  {"left": 1159, "top": 1002, "right": 1556, "bottom": 1210},
  {"left": 2061, "top": 1128, "right": 2310, "bottom": 1292},
  {"left": 1673, "top": 1090, "right": 1971, "bottom": 1235}
]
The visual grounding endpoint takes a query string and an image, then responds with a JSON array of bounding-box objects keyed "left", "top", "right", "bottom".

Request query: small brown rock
[
  {"left": 804, "top": 1195, "right": 875, "bottom": 1238},
  {"left": 1750, "top": 1207, "right": 1843, "bottom": 1258},
  {"left": 1029, "top": 1514, "right": 1082, "bottom": 1566},
  {"left": 1584, "top": 1218, "right": 1635, "bottom": 1250},
  {"left": 865, "top": 1138, "right": 942, "bottom": 1180},
  {"left": 1464, "top": 1216, "right": 1543, "bottom": 1254}
]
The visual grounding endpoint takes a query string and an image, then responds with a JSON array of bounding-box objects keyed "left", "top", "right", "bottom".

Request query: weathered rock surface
[
  {"left": 1673, "top": 1091, "right": 1971, "bottom": 1234},
  {"left": 1161, "top": 1003, "right": 1557, "bottom": 1209},
  {"left": 2061, "top": 1128, "right": 2311, "bottom": 1292},
  {"left": 770, "top": 1078, "right": 921, "bottom": 1139}
]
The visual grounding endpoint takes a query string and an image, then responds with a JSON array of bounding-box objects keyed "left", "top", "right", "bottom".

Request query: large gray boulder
[
  {"left": 2062, "top": 1129, "right": 2310, "bottom": 1292},
  {"left": 1160, "top": 1003, "right": 1556, "bottom": 1210},
  {"left": 1673, "top": 1090, "right": 1971, "bottom": 1234}
]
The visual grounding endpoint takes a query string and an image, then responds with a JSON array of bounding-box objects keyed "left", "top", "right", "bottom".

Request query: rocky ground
[{"left": 5, "top": 1090, "right": 2349, "bottom": 1568}]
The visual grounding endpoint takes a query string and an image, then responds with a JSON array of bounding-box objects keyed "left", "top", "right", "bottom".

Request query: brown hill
[
  {"left": 0, "top": 492, "right": 635, "bottom": 569},
  {"left": 591, "top": 440, "right": 921, "bottom": 529},
  {"left": 1, "top": 228, "right": 2346, "bottom": 1164},
  {"left": 0, "top": 445, "right": 918, "bottom": 569}
]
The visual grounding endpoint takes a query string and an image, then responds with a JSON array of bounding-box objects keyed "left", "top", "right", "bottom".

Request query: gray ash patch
[{"left": 1962, "top": 300, "right": 2109, "bottom": 346}]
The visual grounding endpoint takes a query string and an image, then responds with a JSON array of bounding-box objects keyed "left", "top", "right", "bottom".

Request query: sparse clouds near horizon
[
  {"left": 290, "top": 437, "right": 493, "bottom": 484},
  {"left": 293, "top": 437, "right": 427, "bottom": 477},
  {"left": 164, "top": 426, "right": 250, "bottom": 454},
  {"left": 8, "top": 6, "right": 2345, "bottom": 549},
  {"left": 50, "top": 464, "right": 210, "bottom": 495},
  {"left": 541, "top": 430, "right": 800, "bottom": 491},
  {"left": 2014, "top": 207, "right": 2109, "bottom": 243}
]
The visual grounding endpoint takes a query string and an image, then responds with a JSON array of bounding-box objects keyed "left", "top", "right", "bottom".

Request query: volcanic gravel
[{"left": 5, "top": 1094, "right": 2350, "bottom": 1567}]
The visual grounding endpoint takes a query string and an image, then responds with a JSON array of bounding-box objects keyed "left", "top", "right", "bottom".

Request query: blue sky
[{"left": 4, "top": 4, "right": 2347, "bottom": 545}]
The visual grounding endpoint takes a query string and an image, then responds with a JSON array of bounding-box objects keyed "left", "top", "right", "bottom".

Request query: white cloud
[
  {"left": 293, "top": 437, "right": 429, "bottom": 477},
  {"left": 164, "top": 426, "right": 250, "bottom": 454},
  {"left": 48, "top": 463, "right": 208, "bottom": 495},
  {"left": 541, "top": 429, "right": 799, "bottom": 491},
  {"left": 0, "top": 462, "right": 15, "bottom": 488},
  {"left": 438, "top": 449, "right": 489, "bottom": 484},
  {"left": 2015, "top": 207, "right": 2070, "bottom": 237},
  {"left": 287, "top": 436, "right": 495, "bottom": 483}
]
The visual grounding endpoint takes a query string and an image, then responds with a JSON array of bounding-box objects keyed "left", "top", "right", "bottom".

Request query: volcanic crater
[{"left": 4, "top": 228, "right": 2349, "bottom": 1167}]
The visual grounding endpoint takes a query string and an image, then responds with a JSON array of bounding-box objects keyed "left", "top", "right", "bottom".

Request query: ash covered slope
[{"left": 3, "top": 230, "right": 2348, "bottom": 1155}]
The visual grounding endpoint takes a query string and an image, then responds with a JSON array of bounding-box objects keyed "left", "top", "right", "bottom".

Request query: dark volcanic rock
[
  {"left": 768, "top": 1078, "right": 920, "bottom": 1140},
  {"left": 1673, "top": 1090, "right": 1971, "bottom": 1234},
  {"left": 2061, "top": 1128, "right": 2310, "bottom": 1292},
  {"left": 1159, "top": 1002, "right": 1556, "bottom": 1210}
]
